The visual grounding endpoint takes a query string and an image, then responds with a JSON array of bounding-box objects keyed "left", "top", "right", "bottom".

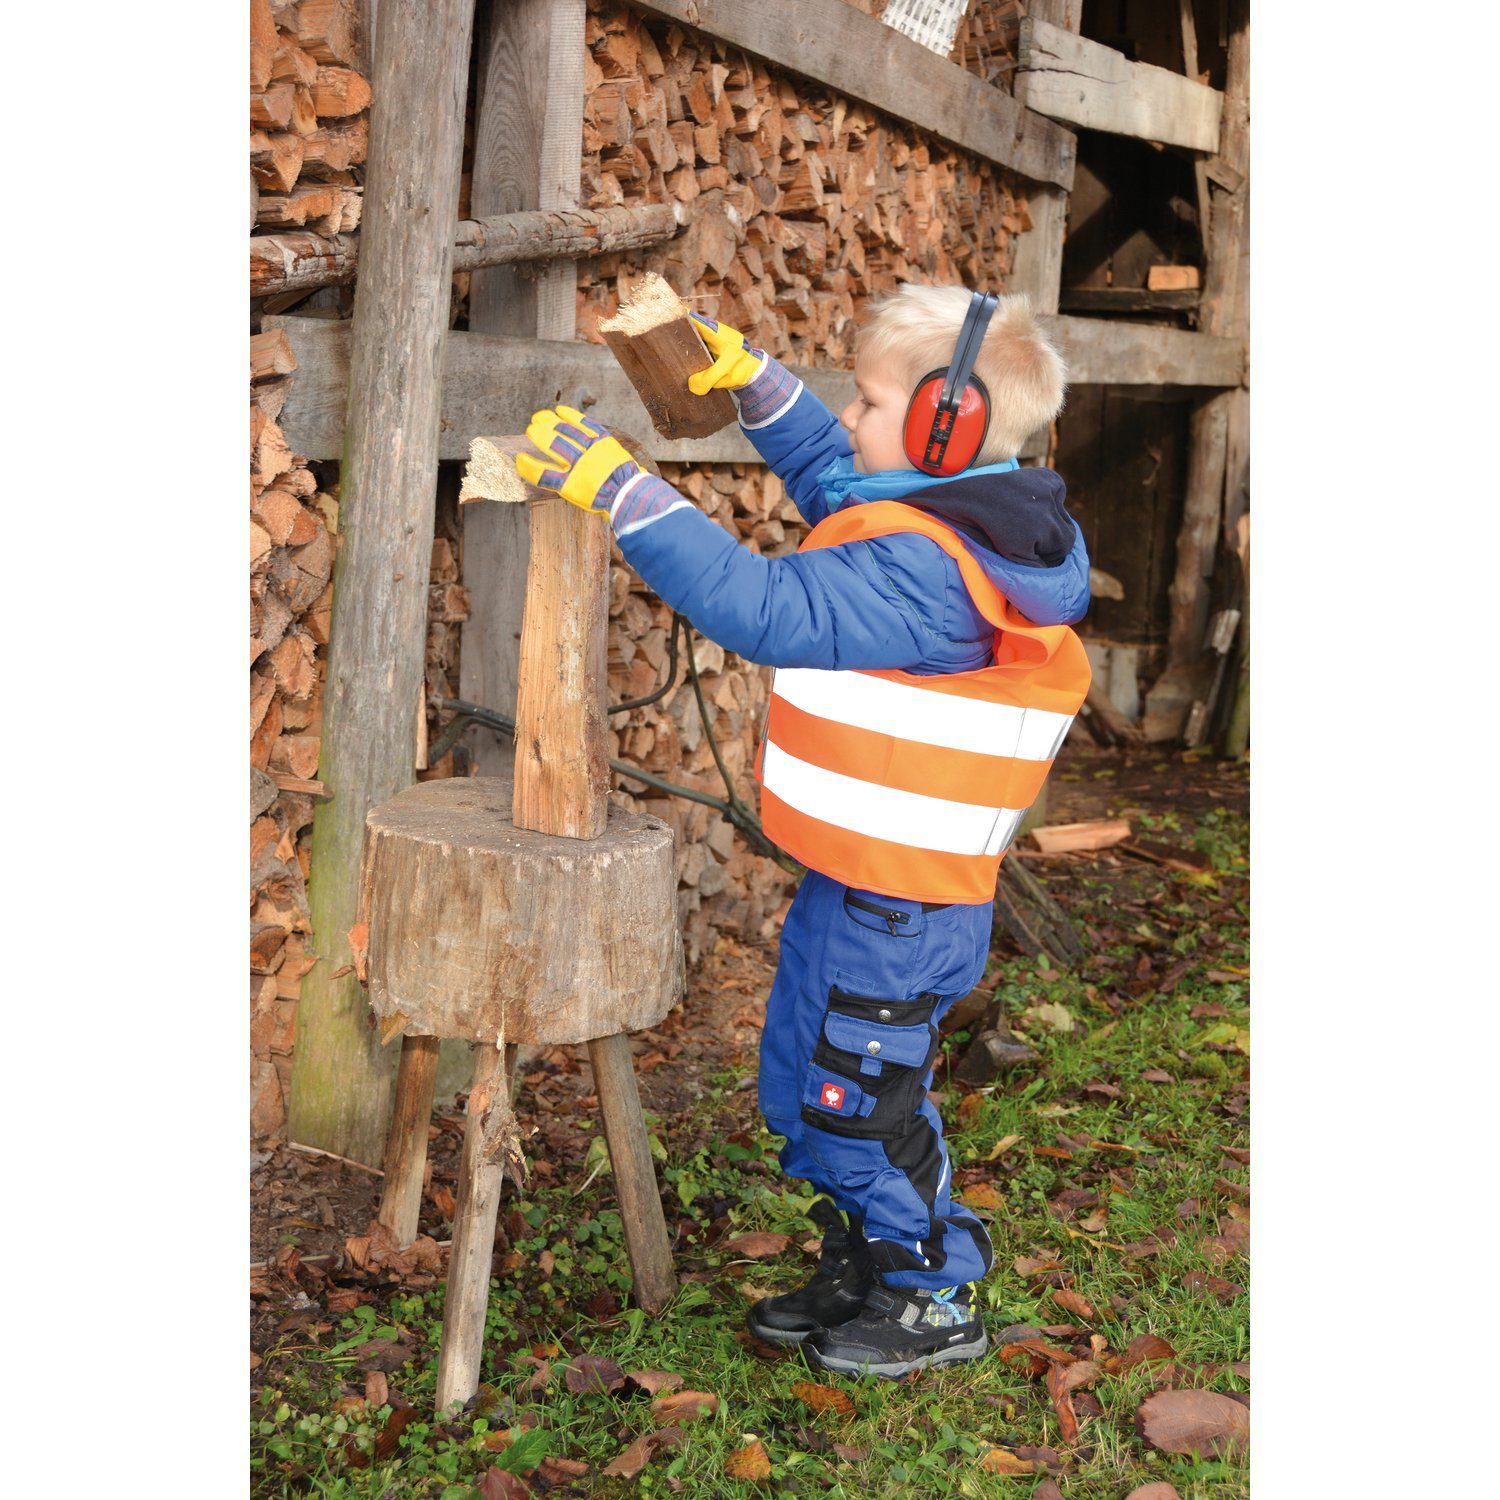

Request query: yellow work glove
[
  {"left": 687, "top": 312, "right": 765, "bottom": 396},
  {"left": 515, "top": 406, "right": 640, "bottom": 515}
]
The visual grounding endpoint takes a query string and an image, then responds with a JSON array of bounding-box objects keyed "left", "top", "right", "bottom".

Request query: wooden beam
[
  {"left": 1017, "top": 17, "right": 1222, "bottom": 153},
  {"left": 270, "top": 314, "right": 1241, "bottom": 465},
  {"left": 630, "top": 0, "right": 1076, "bottom": 189},
  {"left": 268, "top": 314, "right": 857, "bottom": 462},
  {"left": 250, "top": 203, "right": 684, "bottom": 297},
  {"left": 1059, "top": 287, "right": 1200, "bottom": 314},
  {"left": 285, "top": 0, "right": 476, "bottom": 1165},
  {"left": 1046, "top": 316, "right": 1241, "bottom": 387}
]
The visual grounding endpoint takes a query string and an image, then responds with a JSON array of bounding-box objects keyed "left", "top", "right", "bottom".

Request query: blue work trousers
[{"left": 757, "top": 870, "right": 994, "bottom": 1291}]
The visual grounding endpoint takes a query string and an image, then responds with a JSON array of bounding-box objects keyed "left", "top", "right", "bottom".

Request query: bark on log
[
  {"left": 287, "top": 0, "right": 475, "bottom": 1165},
  {"left": 359, "top": 777, "right": 681, "bottom": 1045},
  {"left": 250, "top": 203, "right": 683, "bottom": 298}
]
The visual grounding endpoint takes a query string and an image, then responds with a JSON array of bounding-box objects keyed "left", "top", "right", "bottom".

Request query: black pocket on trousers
[{"left": 800, "top": 984, "right": 939, "bottom": 1140}]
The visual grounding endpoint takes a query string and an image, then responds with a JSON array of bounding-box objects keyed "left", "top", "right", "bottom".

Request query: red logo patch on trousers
[{"left": 820, "top": 1083, "right": 846, "bottom": 1109}]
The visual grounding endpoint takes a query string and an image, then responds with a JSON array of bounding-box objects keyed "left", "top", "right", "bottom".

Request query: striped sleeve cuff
[
  {"left": 609, "top": 472, "right": 695, "bottom": 538},
  {"left": 734, "top": 354, "right": 803, "bottom": 429}
]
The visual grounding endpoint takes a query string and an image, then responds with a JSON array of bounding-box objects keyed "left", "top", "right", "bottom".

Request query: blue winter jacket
[{"left": 612, "top": 367, "right": 1089, "bottom": 672}]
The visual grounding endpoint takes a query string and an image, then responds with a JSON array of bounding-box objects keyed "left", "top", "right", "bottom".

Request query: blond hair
[{"left": 857, "top": 285, "right": 1067, "bottom": 463}]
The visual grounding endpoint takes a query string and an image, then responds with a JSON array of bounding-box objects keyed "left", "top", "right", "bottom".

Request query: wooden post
[
  {"left": 1008, "top": 1, "right": 1080, "bottom": 460},
  {"left": 1161, "top": 0, "right": 1249, "bottom": 680},
  {"left": 587, "top": 1033, "right": 678, "bottom": 1313},
  {"left": 377, "top": 1034, "right": 441, "bottom": 1247},
  {"left": 288, "top": 0, "right": 477, "bottom": 1163},
  {"left": 435, "top": 1041, "right": 517, "bottom": 1411}
]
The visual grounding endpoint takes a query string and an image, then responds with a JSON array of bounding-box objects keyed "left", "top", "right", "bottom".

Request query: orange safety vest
[{"left": 755, "top": 501, "right": 1092, "bottom": 904}]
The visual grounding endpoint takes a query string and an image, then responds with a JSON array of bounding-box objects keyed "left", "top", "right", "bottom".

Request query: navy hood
[{"left": 899, "top": 466, "right": 1077, "bottom": 570}]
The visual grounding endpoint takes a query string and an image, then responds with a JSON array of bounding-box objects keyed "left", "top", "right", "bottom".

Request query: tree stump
[{"left": 358, "top": 774, "right": 682, "bottom": 1412}]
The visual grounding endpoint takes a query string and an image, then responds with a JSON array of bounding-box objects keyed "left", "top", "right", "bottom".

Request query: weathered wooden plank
[
  {"left": 267, "top": 315, "right": 857, "bottom": 461},
  {"left": 250, "top": 203, "right": 683, "bottom": 297},
  {"left": 1018, "top": 16, "right": 1222, "bottom": 153},
  {"left": 1059, "top": 287, "right": 1200, "bottom": 314},
  {"left": 285, "top": 0, "right": 475, "bottom": 1166},
  {"left": 1048, "top": 316, "right": 1241, "bottom": 388},
  {"left": 270, "top": 314, "right": 1241, "bottom": 467},
  {"left": 630, "top": 0, "right": 1076, "bottom": 189}
]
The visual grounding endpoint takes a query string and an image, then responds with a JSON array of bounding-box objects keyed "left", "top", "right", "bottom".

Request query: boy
[{"left": 518, "top": 285, "right": 1090, "bottom": 1377}]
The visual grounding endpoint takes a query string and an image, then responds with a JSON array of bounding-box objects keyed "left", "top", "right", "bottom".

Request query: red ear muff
[
  {"left": 904, "top": 369, "right": 991, "bottom": 476},
  {"left": 901, "top": 289, "right": 999, "bottom": 476}
]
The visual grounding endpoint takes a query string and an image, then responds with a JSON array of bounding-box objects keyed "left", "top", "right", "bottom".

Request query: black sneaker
[
  {"left": 803, "top": 1282, "right": 988, "bottom": 1378},
  {"left": 746, "top": 1199, "right": 875, "bottom": 1347}
]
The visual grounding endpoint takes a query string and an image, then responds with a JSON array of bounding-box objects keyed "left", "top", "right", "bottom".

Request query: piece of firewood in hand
[
  {"left": 459, "top": 431, "right": 660, "bottom": 505},
  {"left": 599, "top": 272, "right": 737, "bottom": 441}
]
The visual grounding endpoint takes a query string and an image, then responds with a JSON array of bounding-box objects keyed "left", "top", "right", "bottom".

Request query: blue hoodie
[{"left": 613, "top": 367, "right": 1089, "bottom": 673}]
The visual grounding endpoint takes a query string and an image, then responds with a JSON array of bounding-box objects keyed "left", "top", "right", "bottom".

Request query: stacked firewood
[
  {"left": 250, "top": 325, "right": 331, "bottom": 1136},
  {"left": 250, "top": 0, "right": 368, "bottom": 235},
  {"left": 575, "top": 4, "right": 1030, "bottom": 368}
]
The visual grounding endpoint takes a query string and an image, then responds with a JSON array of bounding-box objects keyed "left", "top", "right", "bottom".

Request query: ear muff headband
[{"left": 903, "top": 290, "right": 999, "bottom": 476}]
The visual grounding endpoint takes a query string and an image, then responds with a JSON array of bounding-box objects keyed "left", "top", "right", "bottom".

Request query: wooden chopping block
[{"left": 358, "top": 775, "right": 682, "bottom": 1045}]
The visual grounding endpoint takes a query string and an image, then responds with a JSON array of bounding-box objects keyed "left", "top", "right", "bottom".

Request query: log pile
[
  {"left": 250, "top": 0, "right": 368, "bottom": 238},
  {"left": 574, "top": 3, "right": 1030, "bottom": 367}
]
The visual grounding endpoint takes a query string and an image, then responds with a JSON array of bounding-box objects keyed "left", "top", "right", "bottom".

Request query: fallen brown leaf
[
  {"left": 832, "top": 1443, "right": 868, "bottom": 1462},
  {"left": 1013, "top": 1444, "right": 1063, "bottom": 1472},
  {"left": 625, "top": 1369, "right": 684, "bottom": 1397},
  {"left": 1014, "top": 1255, "right": 1064, "bottom": 1279},
  {"left": 1142, "top": 1068, "right": 1175, "bottom": 1083},
  {"left": 1034, "top": 1481, "right": 1065, "bottom": 1500},
  {"left": 1055, "top": 1358, "right": 1102, "bottom": 1394},
  {"left": 537, "top": 1457, "right": 589, "bottom": 1483},
  {"left": 724, "top": 1436, "right": 772, "bottom": 1479},
  {"left": 1045, "top": 1363, "right": 1080, "bottom": 1443},
  {"left": 1136, "top": 1388, "right": 1249, "bottom": 1457},
  {"left": 722, "top": 1232, "right": 791, "bottom": 1259},
  {"left": 790, "top": 1381, "right": 855, "bottom": 1416},
  {"left": 478, "top": 1465, "right": 531, "bottom": 1498},
  {"left": 564, "top": 1354, "right": 625, "bottom": 1395},
  {"left": 1182, "top": 1269, "right": 1244, "bottom": 1303},
  {"left": 1052, "top": 1287, "right": 1101, "bottom": 1323},
  {"left": 601, "top": 1433, "right": 657, "bottom": 1479},
  {"left": 1125, "top": 1485, "right": 1182, "bottom": 1500},
  {"left": 652, "top": 1389, "right": 719, "bottom": 1423},
  {"left": 371, "top": 1405, "right": 418, "bottom": 1462},
  {"left": 1104, "top": 1333, "right": 1177, "bottom": 1372},
  {"left": 364, "top": 1371, "right": 388, "bottom": 1409}
]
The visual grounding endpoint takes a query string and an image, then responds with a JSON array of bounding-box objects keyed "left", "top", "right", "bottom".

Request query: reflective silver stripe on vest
[
  {"left": 760, "top": 742, "right": 1027, "bottom": 858},
  {"left": 772, "top": 667, "right": 1074, "bottom": 762}
]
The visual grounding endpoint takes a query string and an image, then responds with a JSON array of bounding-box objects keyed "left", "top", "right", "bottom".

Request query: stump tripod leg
[
  {"left": 377, "top": 1034, "right": 442, "bottom": 1247},
  {"left": 587, "top": 1031, "right": 677, "bottom": 1313},
  {"left": 435, "top": 1042, "right": 519, "bottom": 1412}
]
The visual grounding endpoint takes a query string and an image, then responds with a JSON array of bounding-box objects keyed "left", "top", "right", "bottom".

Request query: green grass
[{"left": 253, "top": 806, "right": 1248, "bottom": 1498}]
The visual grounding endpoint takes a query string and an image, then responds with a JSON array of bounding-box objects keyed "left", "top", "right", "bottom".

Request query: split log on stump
[
  {"left": 599, "top": 271, "right": 737, "bottom": 441},
  {"left": 358, "top": 776, "right": 681, "bottom": 1045},
  {"left": 458, "top": 431, "right": 660, "bottom": 506}
]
